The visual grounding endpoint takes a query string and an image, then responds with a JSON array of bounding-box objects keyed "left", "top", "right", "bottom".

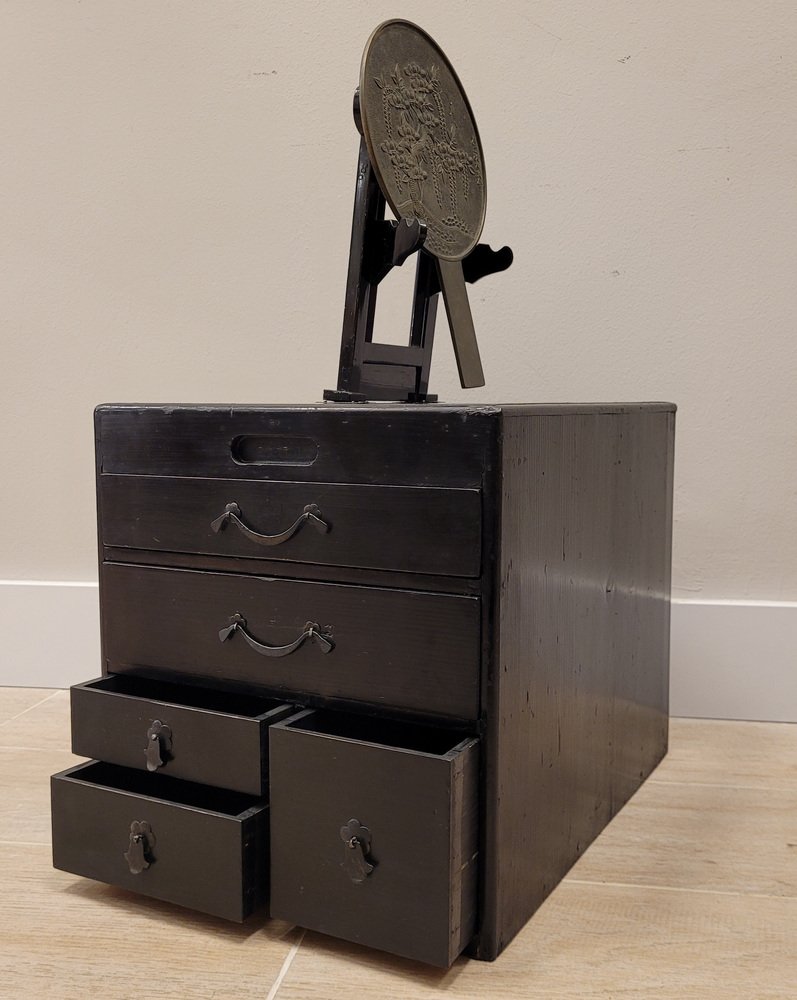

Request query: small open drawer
[
  {"left": 71, "top": 675, "right": 294, "bottom": 795},
  {"left": 269, "top": 709, "right": 479, "bottom": 968},
  {"left": 51, "top": 761, "right": 268, "bottom": 921}
]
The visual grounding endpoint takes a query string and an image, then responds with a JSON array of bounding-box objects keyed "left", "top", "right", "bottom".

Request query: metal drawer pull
[
  {"left": 218, "top": 613, "right": 334, "bottom": 657},
  {"left": 145, "top": 719, "right": 172, "bottom": 772},
  {"left": 124, "top": 820, "right": 155, "bottom": 875},
  {"left": 210, "top": 501, "right": 330, "bottom": 547},
  {"left": 340, "top": 819, "right": 374, "bottom": 883}
]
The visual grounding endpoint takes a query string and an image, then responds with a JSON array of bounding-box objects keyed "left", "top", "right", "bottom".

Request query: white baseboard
[
  {"left": 0, "top": 580, "right": 101, "bottom": 689},
  {"left": 0, "top": 582, "right": 794, "bottom": 722},
  {"left": 669, "top": 599, "right": 797, "bottom": 723}
]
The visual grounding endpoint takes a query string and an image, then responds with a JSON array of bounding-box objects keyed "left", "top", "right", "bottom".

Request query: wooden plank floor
[{"left": 0, "top": 689, "right": 794, "bottom": 998}]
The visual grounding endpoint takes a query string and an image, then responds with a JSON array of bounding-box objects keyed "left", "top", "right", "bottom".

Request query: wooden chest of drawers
[{"left": 51, "top": 401, "right": 675, "bottom": 967}]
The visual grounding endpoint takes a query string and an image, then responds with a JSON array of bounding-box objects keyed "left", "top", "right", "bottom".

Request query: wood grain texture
[
  {"left": 477, "top": 408, "right": 675, "bottom": 959},
  {"left": 101, "top": 562, "right": 481, "bottom": 721}
]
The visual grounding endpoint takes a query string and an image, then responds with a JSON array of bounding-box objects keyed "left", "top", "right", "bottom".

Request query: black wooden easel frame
[{"left": 324, "top": 92, "right": 512, "bottom": 403}]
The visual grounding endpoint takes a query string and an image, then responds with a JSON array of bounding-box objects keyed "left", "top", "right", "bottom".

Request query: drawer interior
[
  {"left": 281, "top": 708, "right": 472, "bottom": 756},
  {"left": 81, "top": 674, "right": 285, "bottom": 719},
  {"left": 67, "top": 760, "right": 259, "bottom": 816}
]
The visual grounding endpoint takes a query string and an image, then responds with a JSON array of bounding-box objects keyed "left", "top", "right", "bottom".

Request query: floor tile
[
  {"left": 0, "top": 687, "right": 57, "bottom": 726},
  {"left": 0, "top": 689, "right": 71, "bottom": 751},
  {"left": 569, "top": 779, "right": 797, "bottom": 897},
  {"left": 659, "top": 718, "right": 797, "bottom": 790},
  {"left": 0, "top": 843, "right": 299, "bottom": 999},
  {"left": 275, "top": 882, "right": 797, "bottom": 1000},
  {"left": 0, "top": 746, "right": 86, "bottom": 844}
]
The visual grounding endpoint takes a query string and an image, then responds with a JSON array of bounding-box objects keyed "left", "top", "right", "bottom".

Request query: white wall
[{"left": 2, "top": 4, "right": 795, "bottom": 710}]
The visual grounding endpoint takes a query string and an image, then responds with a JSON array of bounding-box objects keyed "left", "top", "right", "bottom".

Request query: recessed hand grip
[
  {"left": 218, "top": 613, "right": 334, "bottom": 657},
  {"left": 210, "top": 501, "right": 330, "bottom": 547}
]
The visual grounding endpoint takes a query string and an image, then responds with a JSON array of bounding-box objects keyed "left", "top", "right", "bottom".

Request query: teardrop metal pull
[
  {"left": 124, "top": 820, "right": 156, "bottom": 875},
  {"left": 340, "top": 818, "right": 374, "bottom": 883},
  {"left": 145, "top": 720, "right": 172, "bottom": 771}
]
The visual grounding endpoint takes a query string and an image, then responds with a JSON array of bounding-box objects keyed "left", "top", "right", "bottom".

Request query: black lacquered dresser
[{"left": 51, "top": 400, "right": 675, "bottom": 967}]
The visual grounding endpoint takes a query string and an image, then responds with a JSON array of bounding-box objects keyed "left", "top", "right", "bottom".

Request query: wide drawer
[
  {"left": 51, "top": 761, "right": 268, "bottom": 921},
  {"left": 100, "top": 475, "right": 481, "bottom": 577},
  {"left": 101, "top": 563, "right": 481, "bottom": 720},
  {"left": 269, "top": 710, "right": 479, "bottom": 968},
  {"left": 71, "top": 675, "right": 294, "bottom": 795}
]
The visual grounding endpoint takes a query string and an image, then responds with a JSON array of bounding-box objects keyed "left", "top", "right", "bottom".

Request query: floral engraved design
[{"left": 374, "top": 61, "right": 482, "bottom": 251}]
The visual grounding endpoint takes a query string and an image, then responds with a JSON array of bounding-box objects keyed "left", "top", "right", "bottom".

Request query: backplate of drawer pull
[
  {"left": 210, "top": 501, "right": 330, "bottom": 547},
  {"left": 124, "top": 820, "right": 155, "bottom": 874},
  {"left": 145, "top": 720, "right": 172, "bottom": 771},
  {"left": 340, "top": 818, "right": 375, "bottom": 883},
  {"left": 218, "top": 613, "right": 334, "bottom": 657}
]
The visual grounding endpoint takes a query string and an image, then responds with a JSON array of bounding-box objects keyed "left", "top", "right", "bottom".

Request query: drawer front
[
  {"left": 51, "top": 761, "right": 268, "bottom": 921},
  {"left": 96, "top": 405, "right": 497, "bottom": 488},
  {"left": 101, "top": 563, "right": 481, "bottom": 721},
  {"left": 71, "top": 675, "right": 294, "bottom": 795},
  {"left": 100, "top": 475, "right": 481, "bottom": 578},
  {"left": 269, "top": 710, "right": 479, "bottom": 968}
]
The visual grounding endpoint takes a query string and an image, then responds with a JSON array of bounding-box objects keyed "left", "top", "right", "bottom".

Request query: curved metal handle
[
  {"left": 210, "top": 501, "right": 330, "bottom": 547},
  {"left": 218, "top": 613, "right": 334, "bottom": 657}
]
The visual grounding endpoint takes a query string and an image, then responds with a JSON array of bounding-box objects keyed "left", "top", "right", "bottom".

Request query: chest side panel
[{"left": 477, "top": 407, "right": 674, "bottom": 959}]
